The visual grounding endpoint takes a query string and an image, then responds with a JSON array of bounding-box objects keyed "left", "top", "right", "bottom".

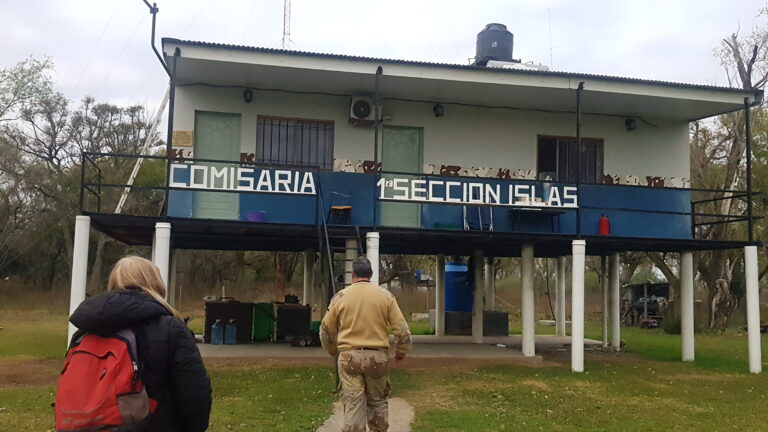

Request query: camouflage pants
[{"left": 337, "top": 349, "right": 391, "bottom": 432}]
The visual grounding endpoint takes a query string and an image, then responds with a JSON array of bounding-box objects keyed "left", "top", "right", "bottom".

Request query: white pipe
[
  {"left": 68, "top": 216, "right": 91, "bottom": 345},
  {"left": 601, "top": 256, "right": 608, "bottom": 349},
  {"left": 365, "top": 232, "right": 380, "bottom": 285},
  {"left": 345, "top": 239, "right": 357, "bottom": 287},
  {"left": 152, "top": 222, "right": 171, "bottom": 293},
  {"left": 745, "top": 245, "right": 762, "bottom": 374},
  {"left": 680, "top": 251, "right": 694, "bottom": 362},
  {"left": 472, "top": 250, "right": 484, "bottom": 344},
  {"left": 484, "top": 259, "right": 495, "bottom": 311},
  {"left": 571, "top": 240, "right": 586, "bottom": 372},
  {"left": 521, "top": 244, "right": 535, "bottom": 357},
  {"left": 303, "top": 249, "right": 314, "bottom": 306},
  {"left": 168, "top": 249, "right": 177, "bottom": 308},
  {"left": 435, "top": 254, "right": 446, "bottom": 336},
  {"left": 609, "top": 252, "right": 621, "bottom": 352},
  {"left": 556, "top": 256, "right": 567, "bottom": 336}
]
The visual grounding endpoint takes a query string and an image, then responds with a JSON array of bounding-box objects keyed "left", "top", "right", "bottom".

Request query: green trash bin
[{"left": 253, "top": 302, "right": 274, "bottom": 342}]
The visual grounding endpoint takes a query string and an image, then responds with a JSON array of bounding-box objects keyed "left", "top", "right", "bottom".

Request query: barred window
[{"left": 256, "top": 116, "right": 334, "bottom": 169}]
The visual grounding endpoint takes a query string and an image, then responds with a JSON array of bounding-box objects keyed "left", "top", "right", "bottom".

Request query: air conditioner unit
[{"left": 349, "top": 96, "right": 376, "bottom": 127}]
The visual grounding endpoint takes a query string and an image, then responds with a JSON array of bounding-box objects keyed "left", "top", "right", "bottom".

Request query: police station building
[{"left": 71, "top": 24, "right": 763, "bottom": 373}]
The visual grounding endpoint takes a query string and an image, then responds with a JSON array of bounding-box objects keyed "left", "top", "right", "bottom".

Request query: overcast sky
[{"left": 1, "top": 0, "right": 765, "bottom": 116}]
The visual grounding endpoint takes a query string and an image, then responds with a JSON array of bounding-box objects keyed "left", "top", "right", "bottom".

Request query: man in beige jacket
[{"left": 320, "top": 256, "right": 412, "bottom": 432}]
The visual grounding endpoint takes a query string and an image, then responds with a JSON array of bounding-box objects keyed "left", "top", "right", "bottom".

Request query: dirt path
[{"left": 316, "top": 397, "right": 415, "bottom": 432}]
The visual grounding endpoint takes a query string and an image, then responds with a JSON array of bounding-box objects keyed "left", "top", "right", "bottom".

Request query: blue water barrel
[
  {"left": 224, "top": 319, "right": 238, "bottom": 345},
  {"left": 445, "top": 262, "right": 472, "bottom": 312},
  {"left": 211, "top": 319, "right": 224, "bottom": 345}
]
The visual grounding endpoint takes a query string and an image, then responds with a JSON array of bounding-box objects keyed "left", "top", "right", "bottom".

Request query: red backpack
[{"left": 55, "top": 329, "right": 157, "bottom": 431}]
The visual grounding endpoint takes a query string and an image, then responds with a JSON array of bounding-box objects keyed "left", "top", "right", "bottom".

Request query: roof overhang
[{"left": 162, "top": 38, "right": 762, "bottom": 123}]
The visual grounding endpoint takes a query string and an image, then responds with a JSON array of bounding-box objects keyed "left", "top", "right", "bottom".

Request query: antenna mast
[{"left": 282, "top": 0, "right": 291, "bottom": 49}]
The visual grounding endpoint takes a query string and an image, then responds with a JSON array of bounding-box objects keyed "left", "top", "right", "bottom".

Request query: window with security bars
[
  {"left": 256, "top": 116, "right": 334, "bottom": 169},
  {"left": 537, "top": 135, "right": 604, "bottom": 183}
]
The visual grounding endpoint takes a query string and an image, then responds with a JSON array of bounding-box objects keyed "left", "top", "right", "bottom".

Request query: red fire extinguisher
[{"left": 599, "top": 214, "right": 611, "bottom": 236}]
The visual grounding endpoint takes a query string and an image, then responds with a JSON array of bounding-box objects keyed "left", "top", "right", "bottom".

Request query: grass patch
[
  {"left": 0, "top": 310, "right": 68, "bottom": 360},
  {"left": 3, "top": 310, "right": 768, "bottom": 431},
  {"left": 207, "top": 366, "right": 335, "bottom": 431}
]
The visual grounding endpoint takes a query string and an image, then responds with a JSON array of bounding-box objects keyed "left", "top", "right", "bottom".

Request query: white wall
[{"left": 173, "top": 86, "right": 690, "bottom": 179}]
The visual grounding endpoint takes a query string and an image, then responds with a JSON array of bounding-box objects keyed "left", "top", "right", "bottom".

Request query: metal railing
[{"left": 79, "top": 152, "right": 761, "bottom": 242}]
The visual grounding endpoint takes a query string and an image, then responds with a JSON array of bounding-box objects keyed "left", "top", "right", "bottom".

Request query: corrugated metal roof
[{"left": 163, "top": 37, "right": 758, "bottom": 95}]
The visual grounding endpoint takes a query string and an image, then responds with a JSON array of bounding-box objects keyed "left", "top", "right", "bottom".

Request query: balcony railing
[{"left": 80, "top": 152, "right": 760, "bottom": 242}]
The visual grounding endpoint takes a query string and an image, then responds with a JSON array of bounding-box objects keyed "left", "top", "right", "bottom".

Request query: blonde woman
[{"left": 67, "top": 256, "right": 212, "bottom": 432}]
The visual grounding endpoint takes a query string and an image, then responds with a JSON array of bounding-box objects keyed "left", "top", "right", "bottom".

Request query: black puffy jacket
[{"left": 69, "top": 289, "right": 212, "bottom": 432}]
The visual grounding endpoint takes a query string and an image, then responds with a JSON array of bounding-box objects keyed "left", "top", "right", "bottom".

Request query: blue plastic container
[
  {"left": 445, "top": 262, "right": 472, "bottom": 312},
  {"left": 224, "top": 319, "right": 237, "bottom": 345},
  {"left": 211, "top": 319, "right": 225, "bottom": 345}
]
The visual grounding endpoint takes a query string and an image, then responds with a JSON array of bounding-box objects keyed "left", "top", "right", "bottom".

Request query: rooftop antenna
[
  {"left": 547, "top": 8, "right": 554, "bottom": 69},
  {"left": 282, "top": 0, "right": 292, "bottom": 49}
]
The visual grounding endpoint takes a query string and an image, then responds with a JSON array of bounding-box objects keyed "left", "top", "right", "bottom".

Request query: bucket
[{"left": 247, "top": 211, "right": 266, "bottom": 222}]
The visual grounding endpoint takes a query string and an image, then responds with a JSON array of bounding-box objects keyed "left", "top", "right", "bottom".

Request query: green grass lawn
[{"left": 2, "top": 310, "right": 768, "bottom": 431}]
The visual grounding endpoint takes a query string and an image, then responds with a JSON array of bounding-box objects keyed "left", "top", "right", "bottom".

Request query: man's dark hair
[{"left": 352, "top": 256, "right": 373, "bottom": 279}]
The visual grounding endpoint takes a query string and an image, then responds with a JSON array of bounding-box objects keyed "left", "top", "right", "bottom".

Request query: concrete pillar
[
  {"left": 68, "top": 216, "right": 91, "bottom": 345},
  {"left": 609, "top": 252, "right": 621, "bottom": 352},
  {"left": 152, "top": 222, "right": 171, "bottom": 293},
  {"left": 472, "top": 250, "right": 484, "bottom": 344},
  {"left": 435, "top": 254, "right": 446, "bottom": 336},
  {"left": 303, "top": 249, "right": 314, "bottom": 306},
  {"left": 745, "top": 245, "right": 762, "bottom": 374},
  {"left": 344, "top": 239, "right": 357, "bottom": 286},
  {"left": 484, "top": 258, "right": 495, "bottom": 311},
  {"left": 571, "top": 240, "right": 586, "bottom": 372},
  {"left": 601, "top": 256, "right": 608, "bottom": 349},
  {"left": 168, "top": 249, "right": 177, "bottom": 308},
  {"left": 680, "top": 251, "right": 694, "bottom": 362},
  {"left": 365, "top": 232, "right": 380, "bottom": 285},
  {"left": 521, "top": 244, "right": 535, "bottom": 357},
  {"left": 556, "top": 256, "right": 567, "bottom": 336}
]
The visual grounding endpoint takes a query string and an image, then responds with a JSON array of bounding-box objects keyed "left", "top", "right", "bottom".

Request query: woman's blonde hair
[{"left": 107, "top": 255, "right": 181, "bottom": 319}]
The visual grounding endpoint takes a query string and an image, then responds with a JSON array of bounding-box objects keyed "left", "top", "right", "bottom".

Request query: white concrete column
[
  {"left": 303, "top": 249, "right": 314, "bottom": 306},
  {"left": 556, "top": 256, "right": 567, "bottom": 336},
  {"left": 571, "top": 240, "right": 586, "bottom": 372},
  {"left": 472, "top": 250, "right": 484, "bottom": 344},
  {"left": 151, "top": 230, "right": 157, "bottom": 263},
  {"left": 365, "top": 232, "right": 380, "bottom": 285},
  {"left": 68, "top": 216, "right": 91, "bottom": 345},
  {"left": 168, "top": 249, "right": 177, "bottom": 308},
  {"left": 521, "top": 244, "right": 535, "bottom": 357},
  {"left": 152, "top": 222, "right": 171, "bottom": 293},
  {"left": 601, "top": 256, "right": 608, "bottom": 349},
  {"left": 609, "top": 252, "right": 621, "bottom": 352},
  {"left": 484, "top": 258, "right": 495, "bottom": 311},
  {"left": 745, "top": 245, "right": 762, "bottom": 374},
  {"left": 435, "top": 254, "right": 446, "bottom": 336},
  {"left": 680, "top": 251, "right": 694, "bottom": 362},
  {"left": 344, "top": 239, "right": 358, "bottom": 287}
]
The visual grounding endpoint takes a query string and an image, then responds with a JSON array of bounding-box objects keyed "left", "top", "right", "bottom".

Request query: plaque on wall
[{"left": 173, "top": 130, "right": 193, "bottom": 147}]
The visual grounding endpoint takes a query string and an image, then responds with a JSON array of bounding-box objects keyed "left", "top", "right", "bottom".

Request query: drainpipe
[
  {"left": 142, "top": 1, "right": 171, "bottom": 78},
  {"left": 744, "top": 97, "right": 753, "bottom": 242},
  {"left": 164, "top": 48, "right": 180, "bottom": 217},
  {"left": 373, "top": 66, "right": 383, "bottom": 164},
  {"left": 575, "top": 81, "right": 584, "bottom": 237}
]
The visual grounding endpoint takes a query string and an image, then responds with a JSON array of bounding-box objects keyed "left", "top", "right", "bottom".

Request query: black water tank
[{"left": 474, "top": 23, "right": 513, "bottom": 66}]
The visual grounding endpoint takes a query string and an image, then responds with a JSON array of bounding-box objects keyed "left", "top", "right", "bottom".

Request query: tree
[{"left": 0, "top": 57, "right": 54, "bottom": 121}]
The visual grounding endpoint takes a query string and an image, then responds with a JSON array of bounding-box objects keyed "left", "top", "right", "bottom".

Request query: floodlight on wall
[
  {"left": 624, "top": 118, "right": 637, "bottom": 131},
  {"left": 243, "top": 88, "right": 254, "bottom": 103},
  {"left": 433, "top": 103, "right": 444, "bottom": 117}
]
